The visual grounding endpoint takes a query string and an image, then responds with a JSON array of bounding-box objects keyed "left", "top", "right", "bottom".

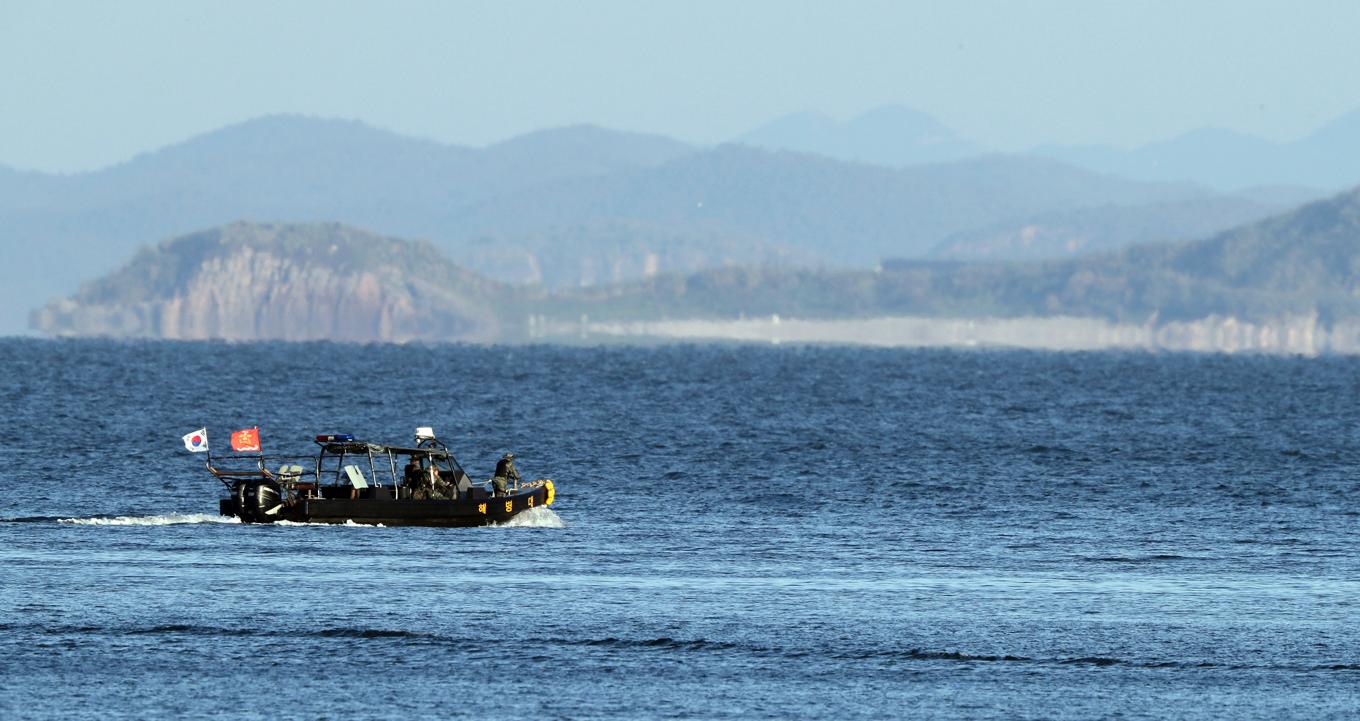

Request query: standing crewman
[{"left": 491, "top": 452, "right": 521, "bottom": 496}]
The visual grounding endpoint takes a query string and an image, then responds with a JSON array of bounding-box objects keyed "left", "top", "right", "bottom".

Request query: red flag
[{"left": 231, "top": 427, "right": 261, "bottom": 453}]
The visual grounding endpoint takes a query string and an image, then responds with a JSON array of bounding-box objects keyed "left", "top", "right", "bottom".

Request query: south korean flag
[{"left": 182, "top": 428, "right": 209, "bottom": 453}]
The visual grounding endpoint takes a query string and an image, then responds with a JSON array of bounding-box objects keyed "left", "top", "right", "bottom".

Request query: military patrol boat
[{"left": 205, "top": 427, "right": 555, "bottom": 526}]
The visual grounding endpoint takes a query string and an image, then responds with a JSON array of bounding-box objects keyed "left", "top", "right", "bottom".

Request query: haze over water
[{"left": 1, "top": 339, "right": 1357, "bottom": 719}]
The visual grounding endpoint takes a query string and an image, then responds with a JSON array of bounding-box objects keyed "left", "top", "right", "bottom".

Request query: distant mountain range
[
  {"left": 3, "top": 114, "right": 1307, "bottom": 336},
  {"left": 446, "top": 147, "right": 1225, "bottom": 270},
  {"left": 1035, "top": 110, "right": 1360, "bottom": 191},
  {"left": 15, "top": 108, "right": 1360, "bottom": 336},
  {"left": 34, "top": 186, "right": 1360, "bottom": 354},
  {"left": 736, "top": 106, "right": 982, "bottom": 165},
  {"left": 736, "top": 105, "right": 1360, "bottom": 192}
]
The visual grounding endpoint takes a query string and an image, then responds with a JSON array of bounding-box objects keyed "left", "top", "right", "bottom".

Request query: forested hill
[
  {"left": 543, "top": 185, "right": 1360, "bottom": 326},
  {"left": 30, "top": 222, "right": 506, "bottom": 342}
]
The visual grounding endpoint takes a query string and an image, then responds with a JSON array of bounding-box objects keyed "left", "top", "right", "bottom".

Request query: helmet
[{"left": 502, "top": 452, "right": 514, "bottom": 460}]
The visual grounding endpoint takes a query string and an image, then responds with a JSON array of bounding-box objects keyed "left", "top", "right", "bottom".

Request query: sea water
[{"left": 0, "top": 339, "right": 1357, "bottom": 719}]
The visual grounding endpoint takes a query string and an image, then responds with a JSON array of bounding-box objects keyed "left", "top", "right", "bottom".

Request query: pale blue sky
[{"left": 3, "top": 0, "right": 1358, "bottom": 172}]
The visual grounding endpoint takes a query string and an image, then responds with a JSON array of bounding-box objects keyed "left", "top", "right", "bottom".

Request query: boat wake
[
  {"left": 273, "top": 519, "right": 387, "bottom": 527},
  {"left": 58, "top": 513, "right": 241, "bottom": 526},
  {"left": 44, "top": 508, "right": 563, "bottom": 528},
  {"left": 494, "top": 506, "right": 566, "bottom": 528}
]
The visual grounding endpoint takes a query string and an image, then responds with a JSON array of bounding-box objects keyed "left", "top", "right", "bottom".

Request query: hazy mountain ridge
[
  {"left": 737, "top": 106, "right": 982, "bottom": 165},
  {"left": 480, "top": 124, "right": 696, "bottom": 184},
  {"left": 0, "top": 113, "right": 1330, "bottom": 335},
  {"left": 928, "top": 194, "right": 1304, "bottom": 261},
  {"left": 542, "top": 185, "right": 1360, "bottom": 327},
  {"left": 449, "top": 145, "right": 1214, "bottom": 271},
  {"left": 1036, "top": 110, "right": 1360, "bottom": 190},
  {"left": 10, "top": 116, "right": 693, "bottom": 222},
  {"left": 737, "top": 104, "right": 1360, "bottom": 192}
]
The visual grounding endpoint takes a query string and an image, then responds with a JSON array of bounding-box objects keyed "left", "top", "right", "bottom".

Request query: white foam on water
[
  {"left": 59, "top": 512, "right": 240, "bottom": 526},
  {"left": 55, "top": 510, "right": 560, "bottom": 529},
  {"left": 494, "top": 506, "right": 567, "bottom": 528},
  {"left": 271, "top": 519, "right": 386, "bottom": 528}
]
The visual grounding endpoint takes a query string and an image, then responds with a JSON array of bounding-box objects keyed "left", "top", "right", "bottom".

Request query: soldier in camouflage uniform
[
  {"left": 491, "top": 452, "right": 520, "bottom": 496},
  {"left": 431, "top": 467, "right": 455, "bottom": 500},
  {"left": 404, "top": 456, "right": 431, "bottom": 500}
]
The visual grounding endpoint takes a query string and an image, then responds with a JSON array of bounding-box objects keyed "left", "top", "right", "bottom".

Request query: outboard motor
[
  {"left": 236, "top": 480, "right": 283, "bottom": 523},
  {"left": 231, "top": 480, "right": 250, "bottom": 519}
]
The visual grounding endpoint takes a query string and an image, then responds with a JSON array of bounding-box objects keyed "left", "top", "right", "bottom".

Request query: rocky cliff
[{"left": 30, "top": 222, "right": 506, "bottom": 342}]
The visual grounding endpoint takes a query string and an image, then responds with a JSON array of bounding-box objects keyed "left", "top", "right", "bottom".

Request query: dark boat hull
[{"left": 219, "top": 482, "right": 555, "bottom": 527}]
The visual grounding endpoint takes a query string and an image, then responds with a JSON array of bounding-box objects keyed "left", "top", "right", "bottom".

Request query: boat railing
[
  {"left": 509, "top": 478, "right": 550, "bottom": 494},
  {"left": 204, "top": 450, "right": 272, "bottom": 489},
  {"left": 205, "top": 451, "right": 319, "bottom": 489}
]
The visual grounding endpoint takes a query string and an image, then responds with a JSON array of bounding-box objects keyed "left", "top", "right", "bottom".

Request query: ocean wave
[
  {"left": 873, "top": 649, "right": 1032, "bottom": 663},
  {"left": 36, "top": 623, "right": 442, "bottom": 641},
  {"left": 14, "top": 622, "right": 1360, "bottom": 673},
  {"left": 1083, "top": 554, "right": 1198, "bottom": 563},
  {"left": 313, "top": 628, "right": 431, "bottom": 639},
  {"left": 126, "top": 624, "right": 216, "bottom": 635},
  {"left": 1057, "top": 656, "right": 1124, "bottom": 666},
  {"left": 558, "top": 640, "right": 1237, "bottom": 670},
  {"left": 833, "top": 648, "right": 1201, "bottom": 669},
  {"left": 572, "top": 637, "right": 745, "bottom": 652},
  {"left": 494, "top": 506, "right": 566, "bottom": 528},
  {"left": 57, "top": 513, "right": 240, "bottom": 526}
]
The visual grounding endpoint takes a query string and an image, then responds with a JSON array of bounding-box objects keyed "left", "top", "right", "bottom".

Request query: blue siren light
[{"left": 315, "top": 434, "right": 356, "bottom": 442}]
